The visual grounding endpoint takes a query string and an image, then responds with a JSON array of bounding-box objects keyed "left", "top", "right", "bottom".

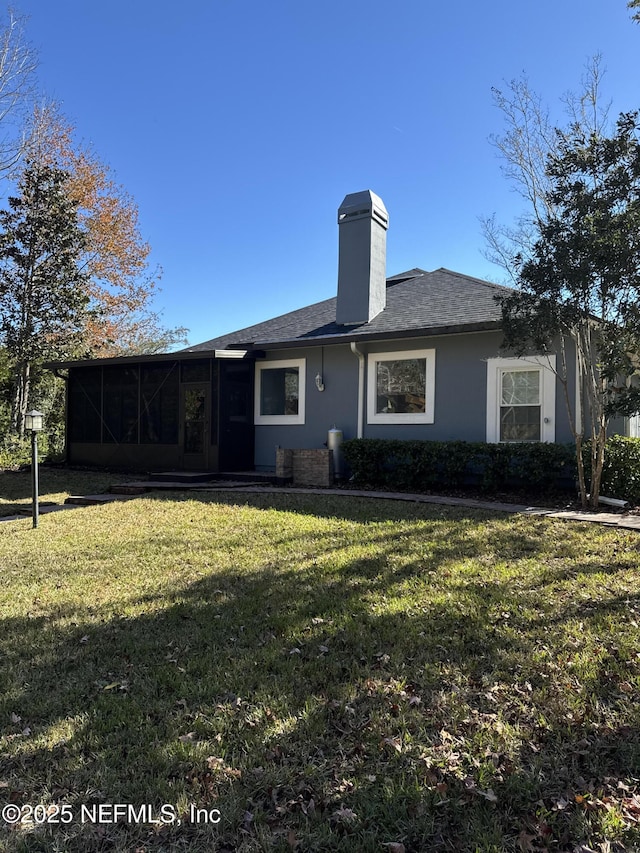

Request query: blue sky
[{"left": 13, "top": 0, "right": 640, "bottom": 347}]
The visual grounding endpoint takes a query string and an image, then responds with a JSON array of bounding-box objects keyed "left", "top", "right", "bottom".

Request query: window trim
[
  {"left": 367, "top": 348, "right": 436, "bottom": 425},
  {"left": 254, "top": 358, "right": 306, "bottom": 425},
  {"left": 486, "top": 355, "right": 556, "bottom": 443}
]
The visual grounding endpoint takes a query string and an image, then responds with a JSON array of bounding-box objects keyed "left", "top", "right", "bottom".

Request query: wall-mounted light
[{"left": 315, "top": 373, "right": 325, "bottom": 392}]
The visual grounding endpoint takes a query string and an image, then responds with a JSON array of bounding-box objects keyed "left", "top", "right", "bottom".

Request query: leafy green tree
[
  {"left": 23, "top": 104, "right": 188, "bottom": 357},
  {"left": 629, "top": 0, "right": 640, "bottom": 22},
  {"left": 0, "top": 161, "right": 89, "bottom": 435},
  {"left": 499, "top": 111, "right": 640, "bottom": 508}
]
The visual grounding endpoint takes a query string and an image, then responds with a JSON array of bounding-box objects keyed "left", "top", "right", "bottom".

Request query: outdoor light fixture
[
  {"left": 25, "top": 410, "right": 44, "bottom": 529},
  {"left": 25, "top": 410, "right": 44, "bottom": 433}
]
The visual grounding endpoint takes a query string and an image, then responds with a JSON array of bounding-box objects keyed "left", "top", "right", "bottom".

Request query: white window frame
[
  {"left": 367, "top": 348, "right": 436, "bottom": 425},
  {"left": 254, "top": 358, "right": 306, "bottom": 425},
  {"left": 486, "top": 355, "right": 556, "bottom": 443}
]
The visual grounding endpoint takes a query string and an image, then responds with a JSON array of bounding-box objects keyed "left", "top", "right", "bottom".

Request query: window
[
  {"left": 500, "top": 369, "right": 540, "bottom": 441},
  {"left": 255, "top": 359, "right": 305, "bottom": 425},
  {"left": 486, "top": 356, "right": 556, "bottom": 443},
  {"left": 367, "top": 349, "right": 435, "bottom": 424}
]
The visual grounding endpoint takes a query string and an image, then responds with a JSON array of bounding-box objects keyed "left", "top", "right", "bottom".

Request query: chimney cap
[{"left": 338, "top": 190, "right": 388, "bottom": 229}]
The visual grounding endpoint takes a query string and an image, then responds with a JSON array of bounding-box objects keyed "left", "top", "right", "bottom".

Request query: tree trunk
[
  {"left": 11, "top": 361, "right": 30, "bottom": 437},
  {"left": 589, "top": 423, "right": 607, "bottom": 509},
  {"left": 575, "top": 435, "right": 588, "bottom": 508}
]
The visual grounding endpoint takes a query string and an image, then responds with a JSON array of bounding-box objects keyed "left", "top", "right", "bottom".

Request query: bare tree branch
[{"left": 0, "top": 9, "right": 37, "bottom": 176}]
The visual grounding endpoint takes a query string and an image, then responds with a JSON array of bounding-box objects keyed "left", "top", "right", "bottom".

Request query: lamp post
[{"left": 25, "top": 410, "right": 44, "bottom": 529}]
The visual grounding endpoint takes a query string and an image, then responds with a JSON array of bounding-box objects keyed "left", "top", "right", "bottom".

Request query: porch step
[
  {"left": 109, "top": 485, "right": 149, "bottom": 495},
  {"left": 218, "top": 470, "right": 278, "bottom": 484},
  {"left": 65, "top": 494, "right": 134, "bottom": 506},
  {"left": 148, "top": 471, "right": 214, "bottom": 484},
  {"left": 110, "top": 478, "right": 266, "bottom": 494},
  {"left": 147, "top": 470, "right": 279, "bottom": 485}
]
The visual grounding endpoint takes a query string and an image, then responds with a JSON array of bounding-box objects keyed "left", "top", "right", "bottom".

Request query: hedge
[
  {"left": 341, "top": 438, "right": 576, "bottom": 493},
  {"left": 583, "top": 435, "right": 640, "bottom": 505}
]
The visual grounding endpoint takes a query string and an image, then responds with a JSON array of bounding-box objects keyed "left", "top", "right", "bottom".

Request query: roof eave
[
  {"left": 43, "top": 348, "right": 255, "bottom": 371},
  {"left": 227, "top": 319, "right": 503, "bottom": 350}
]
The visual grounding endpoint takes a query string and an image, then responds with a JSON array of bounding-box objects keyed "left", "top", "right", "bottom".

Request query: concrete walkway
[
  {"left": 3, "top": 481, "right": 640, "bottom": 532},
  {"left": 224, "top": 485, "right": 640, "bottom": 531}
]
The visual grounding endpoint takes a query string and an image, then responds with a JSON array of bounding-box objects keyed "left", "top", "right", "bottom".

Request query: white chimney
[{"left": 336, "top": 190, "right": 389, "bottom": 325}]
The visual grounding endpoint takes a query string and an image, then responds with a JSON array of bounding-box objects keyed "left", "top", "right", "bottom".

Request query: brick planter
[{"left": 276, "top": 448, "right": 334, "bottom": 487}]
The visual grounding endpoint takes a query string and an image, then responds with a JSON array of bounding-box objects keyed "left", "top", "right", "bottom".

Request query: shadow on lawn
[{"left": 2, "top": 492, "right": 640, "bottom": 852}]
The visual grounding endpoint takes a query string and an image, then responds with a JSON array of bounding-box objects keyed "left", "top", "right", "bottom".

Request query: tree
[
  {"left": 630, "top": 1, "right": 640, "bottom": 23},
  {"left": 0, "top": 161, "right": 90, "bottom": 435},
  {"left": 0, "top": 9, "right": 38, "bottom": 177},
  {"left": 23, "top": 104, "right": 187, "bottom": 356},
  {"left": 482, "top": 58, "right": 610, "bottom": 282},
  {"left": 498, "top": 111, "right": 640, "bottom": 508}
]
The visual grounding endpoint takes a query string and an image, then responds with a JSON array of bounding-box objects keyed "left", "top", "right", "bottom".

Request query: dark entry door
[
  {"left": 180, "top": 384, "right": 210, "bottom": 469},
  {"left": 218, "top": 361, "right": 254, "bottom": 471}
]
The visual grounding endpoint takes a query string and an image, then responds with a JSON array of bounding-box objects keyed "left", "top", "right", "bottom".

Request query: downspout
[{"left": 350, "top": 342, "right": 365, "bottom": 439}]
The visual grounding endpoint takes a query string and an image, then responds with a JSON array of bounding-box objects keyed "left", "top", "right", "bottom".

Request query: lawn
[
  {"left": 0, "top": 466, "right": 125, "bottom": 517},
  {"left": 0, "top": 485, "right": 639, "bottom": 852}
]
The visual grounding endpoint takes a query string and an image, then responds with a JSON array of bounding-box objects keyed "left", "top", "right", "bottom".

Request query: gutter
[
  {"left": 43, "top": 348, "right": 255, "bottom": 371},
  {"left": 350, "top": 342, "right": 365, "bottom": 439},
  {"left": 234, "top": 320, "right": 503, "bottom": 351}
]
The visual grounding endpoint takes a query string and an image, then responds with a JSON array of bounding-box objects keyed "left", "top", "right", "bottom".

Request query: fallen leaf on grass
[
  {"left": 332, "top": 806, "right": 358, "bottom": 823},
  {"left": 206, "top": 756, "right": 242, "bottom": 778},
  {"left": 621, "top": 794, "right": 640, "bottom": 823},
  {"left": 383, "top": 844, "right": 406, "bottom": 853},
  {"left": 462, "top": 778, "right": 497, "bottom": 802},
  {"left": 517, "top": 830, "right": 536, "bottom": 852},
  {"left": 179, "top": 732, "right": 197, "bottom": 743},
  {"left": 102, "top": 681, "right": 129, "bottom": 692},
  {"left": 383, "top": 736, "right": 402, "bottom": 753},
  {"left": 477, "top": 788, "right": 498, "bottom": 803}
]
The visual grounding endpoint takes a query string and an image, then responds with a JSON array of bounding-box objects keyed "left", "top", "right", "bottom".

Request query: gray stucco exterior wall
[
  {"left": 254, "top": 344, "right": 360, "bottom": 470},
  {"left": 253, "top": 331, "right": 579, "bottom": 471}
]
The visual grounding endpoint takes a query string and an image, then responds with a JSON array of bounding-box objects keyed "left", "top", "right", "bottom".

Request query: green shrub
[
  {"left": 0, "top": 434, "right": 33, "bottom": 470},
  {"left": 583, "top": 435, "right": 640, "bottom": 504},
  {"left": 342, "top": 438, "right": 576, "bottom": 494},
  {"left": 0, "top": 429, "right": 60, "bottom": 470}
]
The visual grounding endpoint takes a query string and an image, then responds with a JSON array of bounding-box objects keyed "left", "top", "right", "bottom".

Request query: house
[{"left": 48, "top": 190, "right": 631, "bottom": 475}]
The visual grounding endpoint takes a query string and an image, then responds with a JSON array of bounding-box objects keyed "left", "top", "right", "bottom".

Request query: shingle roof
[{"left": 184, "top": 268, "right": 511, "bottom": 353}]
